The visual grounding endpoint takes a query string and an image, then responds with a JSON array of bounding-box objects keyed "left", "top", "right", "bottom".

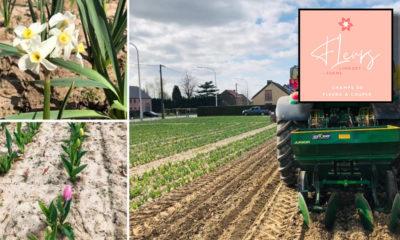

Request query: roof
[
  {"left": 130, "top": 86, "right": 151, "bottom": 99},
  {"left": 220, "top": 90, "right": 249, "bottom": 100},
  {"left": 251, "top": 80, "right": 290, "bottom": 100}
]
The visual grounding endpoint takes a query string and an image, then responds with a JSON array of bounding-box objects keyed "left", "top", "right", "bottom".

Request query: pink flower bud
[{"left": 63, "top": 185, "right": 73, "bottom": 201}]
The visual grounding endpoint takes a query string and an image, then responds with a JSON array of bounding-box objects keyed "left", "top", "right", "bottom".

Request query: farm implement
[
  {"left": 293, "top": 124, "right": 400, "bottom": 231},
  {"left": 276, "top": 84, "right": 400, "bottom": 231},
  {"left": 274, "top": 11, "right": 400, "bottom": 232}
]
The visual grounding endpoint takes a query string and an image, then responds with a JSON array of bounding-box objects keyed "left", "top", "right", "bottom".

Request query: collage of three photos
[{"left": 1, "top": 0, "right": 400, "bottom": 240}]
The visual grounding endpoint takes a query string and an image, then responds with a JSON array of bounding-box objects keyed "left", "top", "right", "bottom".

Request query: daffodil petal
[
  {"left": 65, "top": 24, "right": 75, "bottom": 34},
  {"left": 30, "top": 22, "right": 46, "bottom": 34},
  {"left": 14, "top": 26, "right": 26, "bottom": 38},
  {"left": 76, "top": 53, "right": 84, "bottom": 67},
  {"left": 33, "top": 64, "right": 40, "bottom": 74},
  {"left": 65, "top": 11, "right": 77, "bottom": 22},
  {"left": 64, "top": 44, "right": 73, "bottom": 60},
  {"left": 49, "top": 28, "right": 61, "bottom": 36},
  {"left": 49, "top": 13, "right": 65, "bottom": 28},
  {"left": 40, "top": 36, "right": 57, "bottom": 58},
  {"left": 42, "top": 59, "right": 57, "bottom": 71},
  {"left": 13, "top": 38, "right": 21, "bottom": 47},
  {"left": 18, "top": 54, "right": 30, "bottom": 71},
  {"left": 51, "top": 45, "right": 62, "bottom": 58}
]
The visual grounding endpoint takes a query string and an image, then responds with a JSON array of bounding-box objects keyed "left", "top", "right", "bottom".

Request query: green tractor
[{"left": 275, "top": 19, "right": 400, "bottom": 232}]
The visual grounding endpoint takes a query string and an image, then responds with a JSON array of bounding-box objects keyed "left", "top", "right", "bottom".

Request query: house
[
  {"left": 251, "top": 80, "right": 290, "bottom": 106},
  {"left": 218, "top": 90, "right": 250, "bottom": 106},
  {"left": 130, "top": 86, "right": 152, "bottom": 113}
]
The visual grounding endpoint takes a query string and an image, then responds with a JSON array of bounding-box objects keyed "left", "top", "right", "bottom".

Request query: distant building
[
  {"left": 251, "top": 80, "right": 290, "bottom": 106},
  {"left": 130, "top": 86, "right": 152, "bottom": 112},
  {"left": 218, "top": 90, "right": 250, "bottom": 106}
]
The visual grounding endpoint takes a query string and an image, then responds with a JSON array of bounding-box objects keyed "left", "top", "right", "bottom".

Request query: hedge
[{"left": 197, "top": 105, "right": 275, "bottom": 116}]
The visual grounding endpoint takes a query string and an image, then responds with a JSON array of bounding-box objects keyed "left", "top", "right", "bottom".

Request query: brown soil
[
  {"left": 0, "top": 1, "right": 125, "bottom": 118},
  {"left": 130, "top": 138, "right": 399, "bottom": 240},
  {"left": 0, "top": 122, "right": 127, "bottom": 239}
]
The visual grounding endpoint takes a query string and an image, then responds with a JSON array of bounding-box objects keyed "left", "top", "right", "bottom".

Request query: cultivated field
[
  {"left": 130, "top": 116, "right": 399, "bottom": 240},
  {"left": 0, "top": 122, "right": 127, "bottom": 239},
  {"left": 130, "top": 116, "right": 270, "bottom": 166}
]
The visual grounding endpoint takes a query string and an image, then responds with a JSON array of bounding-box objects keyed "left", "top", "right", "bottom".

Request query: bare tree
[{"left": 181, "top": 72, "right": 197, "bottom": 99}]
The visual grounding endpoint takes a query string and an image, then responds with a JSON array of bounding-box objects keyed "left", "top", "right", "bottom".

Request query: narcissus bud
[
  {"left": 75, "top": 138, "right": 81, "bottom": 148},
  {"left": 79, "top": 128, "right": 84, "bottom": 137}
]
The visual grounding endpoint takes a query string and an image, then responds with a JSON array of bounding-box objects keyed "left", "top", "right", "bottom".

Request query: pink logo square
[{"left": 299, "top": 9, "right": 392, "bottom": 102}]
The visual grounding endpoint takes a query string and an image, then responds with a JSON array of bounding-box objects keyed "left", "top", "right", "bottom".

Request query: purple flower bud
[{"left": 63, "top": 185, "right": 73, "bottom": 201}]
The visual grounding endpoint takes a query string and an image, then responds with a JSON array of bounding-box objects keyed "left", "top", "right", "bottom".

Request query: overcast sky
[{"left": 129, "top": 0, "right": 400, "bottom": 99}]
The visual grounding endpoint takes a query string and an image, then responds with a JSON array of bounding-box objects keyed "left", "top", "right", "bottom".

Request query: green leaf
[
  {"left": 35, "top": 78, "right": 109, "bottom": 89},
  {"left": 38, "top": 200, "right": 50, "bottom": 218},
  {"left": 49, "top": 58, "right": 119, "bottom": 99},
  {"left": 27, "top": 234, "right": 40, "bottom": 240},
  {"left": 58, "top": 80, "right": 75, "bottom": 119},
  {"left": 72, "top": 164, "right": 87, "bottom": 176},
  {"left": 63, "top": 200, "right": 72, "bottom": 223},
  {"left": 110, "top": 100, "right": 126, "bottom": 112},
  {"left": 0, "top": 43, "right": 22, "bottom": 57},
  {"left": 27, "top": 0, "right": 37, "bottom": 22},
  {"left": 61, "top": 224, "right": 75, "bottom": 240},
  {"left": 49, "top": 202, "right": 58, "bottom": 223},
  {"left": 5, "top": 110, "right": 109, "bottom": 120}
]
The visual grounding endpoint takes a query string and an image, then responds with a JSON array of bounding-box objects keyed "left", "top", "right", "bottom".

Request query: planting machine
[{"left": 275, "top": 16, "right": 400, "bottom": 231}]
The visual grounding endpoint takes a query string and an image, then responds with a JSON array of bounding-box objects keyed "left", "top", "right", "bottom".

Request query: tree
[
  {"left": 172, "top": 85, "right": 183, "bottom": 103},
  {"left": 181, "top": 72, "right": 197, "bottom": 99},
  {"left": 197, "top": 81, "right": 217, "bottom": 97}
]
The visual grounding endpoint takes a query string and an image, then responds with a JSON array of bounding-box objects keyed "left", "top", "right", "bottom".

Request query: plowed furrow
[
  {"left": 184, "top": 153, "right": 279, "bottom": 240},
  {"left": 213, "top": 169, "right": 281, "bottom": 240},
  {"left": 244, "top": 184, "right": 299, "bottom": 240},
  {"left": 147, "top": 147, "right": 275, "bottom": 239},
  {"left": 131, "top": 139, "right": 276, "bottom": 239},
  {"left": 132, "top": 140, "right": 273, "bottom": 224}
]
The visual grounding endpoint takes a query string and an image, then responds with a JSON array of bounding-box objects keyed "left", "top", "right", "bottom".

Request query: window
[{"left": 265, "top": 90, "right": 272, "bottom": 101}]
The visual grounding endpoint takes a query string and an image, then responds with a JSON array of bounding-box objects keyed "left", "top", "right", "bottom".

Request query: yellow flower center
[
  {"left": 30, "top": 51, "right": 42, "bottom": 63},
  {"left": 58, "top": 32, "right": 71, "bottom": 45},
  {"left": 60, "top": 20, "right": 69, "bottom": 30},
  {"left": 76, "top": 43, "right": 85, "bottom": 53},
  {"left": 22, "top": 28, "right": 33, "bottom": 39}
]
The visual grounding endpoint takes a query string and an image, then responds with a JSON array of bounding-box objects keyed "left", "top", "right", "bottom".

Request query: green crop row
[
  {"left": 130, "top": 127, "right": 276, "bottom": 210},
  {"left": 130, "top": 116, "right": 270, "bottom": 166},
  {"left": 0, "top": 123, "right": 41, "bottom": 174}
]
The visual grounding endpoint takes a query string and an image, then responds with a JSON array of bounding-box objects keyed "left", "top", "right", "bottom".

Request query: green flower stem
[{"left": 43, "top": 71, "right": 51, "bottom": 120}]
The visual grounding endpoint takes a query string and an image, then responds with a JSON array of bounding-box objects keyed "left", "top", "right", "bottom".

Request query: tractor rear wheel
[{"left": 277, "top": 120, "right": 302, "bottom": 187}]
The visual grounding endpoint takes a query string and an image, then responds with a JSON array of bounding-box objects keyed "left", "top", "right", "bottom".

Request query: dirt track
[{"left": 131, "top": 138, "right": 399, "bottom": 240}]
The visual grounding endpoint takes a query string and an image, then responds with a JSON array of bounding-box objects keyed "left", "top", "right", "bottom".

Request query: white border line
[
  {"left": 126, "top": 0, "right": 131, "bottom": 238},
  {"left": 0, "top": 1, "right": 132, "bottom": 238}
]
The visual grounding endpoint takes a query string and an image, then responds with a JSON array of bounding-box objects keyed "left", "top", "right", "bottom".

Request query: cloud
[
  {"left": 129, "top": 0, "right": 400, "bottom": 98},
  {"left": 131, "top": 0, "right": 248, "bottom": 26}
]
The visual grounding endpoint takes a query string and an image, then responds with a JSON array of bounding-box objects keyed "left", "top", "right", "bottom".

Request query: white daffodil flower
[
  {"left": 49, "top": 25, "right": 78, "bottom": 60},
  {"left": 49, "top": 11, "right": 76, "bottom": 30},
  {"left": 73, "top": 43, "right": 86, "bottom": 67},
  {"left": 13, "top": 22, "right": 46, "bottom": 49},
  {"left": 18, "top": 37, "right": 57, "bottom": 74}
]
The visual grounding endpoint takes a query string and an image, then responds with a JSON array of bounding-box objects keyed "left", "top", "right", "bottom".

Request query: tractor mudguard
[{"left": 276, "top": 96, "right": 313, "bottom": 122}]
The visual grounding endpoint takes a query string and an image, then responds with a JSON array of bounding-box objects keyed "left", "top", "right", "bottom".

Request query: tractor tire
[
  {"left": 386, "top": 170, "right": 399, "bottom": 208},
  {"left": 277, "top": 120, "right": 302, "bottom": 188}
]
